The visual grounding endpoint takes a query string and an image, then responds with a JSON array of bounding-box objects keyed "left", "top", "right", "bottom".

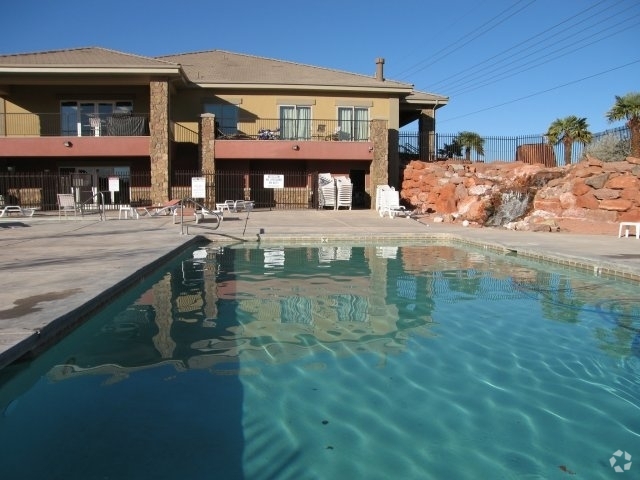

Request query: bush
[{"left": 584, "top": 134, "right": 631, "bottom": 162}]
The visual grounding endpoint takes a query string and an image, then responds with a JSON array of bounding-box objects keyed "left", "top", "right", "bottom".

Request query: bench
[{"left": 618, "top": 222, "right": 640, "bottom": 239}]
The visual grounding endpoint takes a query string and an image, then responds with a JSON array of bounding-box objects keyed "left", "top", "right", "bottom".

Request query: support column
[
  {"left": 199, "top": 113, "right": 216, "bottom": 172},
  {"left": 370, "top": 119, "right": 390, "bottom": 210},
  {"left": 199, "top": 113, "right": 216, "bottom": 208},
  {"left": 418, "top": 110, "right": 436, "bottom": 160},
  {"left": 149, "top": 80, "right": 171, "bottom": 204}
]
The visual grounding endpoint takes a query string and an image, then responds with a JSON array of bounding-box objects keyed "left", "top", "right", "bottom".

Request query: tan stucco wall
[
  {"left": 3, "top": 85, "right": 151, "bottom": 113},
  {"left": 171, "top": 90, "right": 396, "bottom": 142}
]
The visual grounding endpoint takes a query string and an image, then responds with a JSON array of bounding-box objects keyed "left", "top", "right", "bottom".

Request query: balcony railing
[
  {"left": 0, "top": 112, "right": 149, "bottom": 137},
  {"left": 1, "top": 113, "right": 372, "bottom": 143},
  {"left": 216, "top": 119, "right": 371, "bottom": 142}
]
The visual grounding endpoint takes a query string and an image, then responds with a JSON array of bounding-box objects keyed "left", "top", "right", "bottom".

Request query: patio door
[{"left": 60, "top": 101, "right": 133, "bottom": 136}]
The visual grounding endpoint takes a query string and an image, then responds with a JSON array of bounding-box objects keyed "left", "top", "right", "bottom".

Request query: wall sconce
[
  {"left": 368, "top": 146, "right": 374, "bottom": 152},
  {"left": 292, "top": 145, "right": 300, "bottom": 151},
  {"left": 63, "top": 141, "right": 73, "bottom": 147}
]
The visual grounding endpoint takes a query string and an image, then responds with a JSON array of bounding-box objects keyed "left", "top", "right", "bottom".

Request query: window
[
  {"left": 279, "top": 106, "right": 311, "bottom": 140},
  {"left": 337, "top": 107, "right": 369, "bottom": 141},
  {"left": 60, "top": 101, "right": 133, "bottom": 136},
  {"left": 204, "top": 104, "right": 238, "bottom": 137}
]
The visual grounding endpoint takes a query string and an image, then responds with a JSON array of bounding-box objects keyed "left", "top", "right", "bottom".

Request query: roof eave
[
  {"left": 191, "top": 82, "right": 414, "bottom": 94},
  {"left": 0, "top": 66, "right": 182, "bottom": 75}
]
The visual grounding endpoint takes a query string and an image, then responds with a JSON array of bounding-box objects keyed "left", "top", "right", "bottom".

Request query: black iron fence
[
  {"left": 399, "top": 126, "right": 631, "bottom": 164},
  {"left": 0, "top": 170, "right": 319, "bottom": 211}
]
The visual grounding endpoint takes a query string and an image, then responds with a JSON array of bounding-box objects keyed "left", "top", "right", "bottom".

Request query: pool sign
[
  {"left": 264, "top": 174, "right": 284, "bottom": 189},
  {"left": 610, "top": 450, "right": 632, "bottom": 473},
  {"left": 108, "top": 176, "right": 120, "bottom": 192},
  {"left": 191, "top": 177, "right": 206, "bottom": 199}
]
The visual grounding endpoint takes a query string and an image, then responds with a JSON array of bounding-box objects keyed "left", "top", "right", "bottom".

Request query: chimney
[{"left": 375, "top": 57, "right": 385, "bottom": 81}]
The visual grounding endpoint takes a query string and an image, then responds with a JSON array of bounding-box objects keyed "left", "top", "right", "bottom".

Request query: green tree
[
  {"left": 546, "top": 116, "right": 593, "bottom": 166},
  {"left": 606, "top": 92, "right": 640, "bottom": 158},
  {"left": 456, "top": 131, "right": 485, "bottom": 161},
  {"left": 438, "top": 139, "right": 462, "bottom": 159}
]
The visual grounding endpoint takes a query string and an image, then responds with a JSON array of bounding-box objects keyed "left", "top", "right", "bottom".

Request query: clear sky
[{"left": 1, "top": 0, "right": 638, "bottom": 136}]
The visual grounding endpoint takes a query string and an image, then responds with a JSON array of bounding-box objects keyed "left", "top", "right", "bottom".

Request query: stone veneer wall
[
  {"left": 370, "top": 119, "right": 389, "bottom": 210},
  {"left": 199, "top": 113, "right": 216, "bottom": 172},
  {"left": 149, "top": 81, "right": 171, "bottom": 205}
]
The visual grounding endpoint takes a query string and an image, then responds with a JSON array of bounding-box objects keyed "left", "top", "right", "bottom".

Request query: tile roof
[
  {"left": 158, "top": 50, "right": 413, "bottom": 90},
  {"left": 0, "top": 47, "right": 448, "bottom": 101},
  {"left": 0, "top": 47, "right": 178, "bottom": 68}
]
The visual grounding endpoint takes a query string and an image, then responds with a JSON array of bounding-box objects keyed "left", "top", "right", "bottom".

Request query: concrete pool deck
[{"left": 1, "top": 209, "right": 639, "bottom": 370}]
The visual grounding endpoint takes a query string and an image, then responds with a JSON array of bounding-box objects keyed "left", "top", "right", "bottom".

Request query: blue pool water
[{"left": 0, "top": 243, "right": 639, "bottom": 479}]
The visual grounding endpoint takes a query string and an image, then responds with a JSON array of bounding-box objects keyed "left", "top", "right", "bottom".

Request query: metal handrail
[
  {"left": 79, "top": 191, "right": 106, "bottom": 221},
  {"left": 176, "top": 197, "right": 223, "bottom": 235}
]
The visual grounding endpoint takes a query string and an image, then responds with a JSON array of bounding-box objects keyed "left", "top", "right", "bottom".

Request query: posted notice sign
[
  {"left": 108, "top": 176, "right": 120, "bottom": 192},
  {"left": 191, "top": 177, "right": 206, "bottom": 198},
  {"left": 264, "top": 174, "right": 284, "bottom": 189}
]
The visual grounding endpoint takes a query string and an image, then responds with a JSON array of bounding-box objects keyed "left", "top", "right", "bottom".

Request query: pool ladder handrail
[{"left": 177, "top": 197, "right": 223, "bottom": 235}]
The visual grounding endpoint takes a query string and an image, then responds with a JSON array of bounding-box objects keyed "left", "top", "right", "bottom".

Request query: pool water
[{"left": 0, "top": 244, "right": 638, "bottom": 479}]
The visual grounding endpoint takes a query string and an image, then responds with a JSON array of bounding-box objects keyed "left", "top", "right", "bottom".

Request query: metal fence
[
  {"left": 0, "top": 170, "right": 319, "bottom": 211},
  {"left": 399, "top": 126, "right": 631, "bottom": 164}
]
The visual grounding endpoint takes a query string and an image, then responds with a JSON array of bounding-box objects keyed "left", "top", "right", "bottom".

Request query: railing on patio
[
  {"left": 0, "top": 112, "right": 150, "bottom": 137},
  {"left": 216, "top": 119, "right": 370, "bottom": 142},
  {"left": 399, "top": 126, "right": 631, "bottom": 165}
]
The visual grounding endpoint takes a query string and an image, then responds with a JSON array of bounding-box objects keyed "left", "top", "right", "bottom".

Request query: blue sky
[{"left": 2, "top": 0, "right": 638, "bottom": 136}]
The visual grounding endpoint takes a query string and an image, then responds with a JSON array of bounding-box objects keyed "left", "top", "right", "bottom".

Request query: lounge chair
[
  {"left": 139, "top": 199, "right": 182, "bottom": 217},
  {"left": 378, "top": 189, "right": 408, "bottom": 219},
  {"left": 0, "top": 205, "right": 36, "bottom": 218},
  {"left": 214, "top": 200, "right": 253, "bottom": 214},
  {"left": 336, "top": 179, "right": 353, "bottom": 210},
  {"left": 194, "top": 206, "right": 224, "bottom": 225}
]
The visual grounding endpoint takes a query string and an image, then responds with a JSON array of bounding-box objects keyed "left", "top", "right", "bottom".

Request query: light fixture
[
  {"left": 368, "top": 146, "right": 374, "bottom": 152},
  {"left": 292, "top": 145, "right": 300, "bottom": 151},
  {"left": 63, "top": 141, "right": 73, "bottom": 147}
]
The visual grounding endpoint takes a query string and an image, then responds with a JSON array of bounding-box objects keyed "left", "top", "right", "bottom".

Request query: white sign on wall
[
  {"left": 264, "top": 174, "right": 284, "bottom": 189},
  {"left": 191, "top": 177, "right": 206, "bottom": 198},
  {"left": 108, "top": 176, "right": 120, "bottom": 192}
]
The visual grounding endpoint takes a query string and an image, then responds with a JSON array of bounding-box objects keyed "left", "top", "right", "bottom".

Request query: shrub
[{"left": 584, "top": 133, "right": 631, "bottom": 162}]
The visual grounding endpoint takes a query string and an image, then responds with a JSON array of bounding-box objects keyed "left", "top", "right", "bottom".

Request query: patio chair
[
  {"left": 336, "top": 178, "right": 353, "bottom": 210},
  {"left": 319, "top": 183, "right": 336, "bottom": 210},
  {"left": 57, "top": 193, "right": 82, "bottom": 219},
  {"left": 378, "top": 189, "right": 408, "bottom": 219}
]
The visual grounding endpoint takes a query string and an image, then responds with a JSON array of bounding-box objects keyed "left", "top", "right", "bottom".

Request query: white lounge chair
[
  {"left": 0, "top": 205, "right": 36, "bottom": 217},
  {"left": 336, "top": 177, "right": 353, "bottom": 210},
  {"left": 319, "top": 183, "right": 336, "bottom": 210},
  {"left": 194, "top": 207, "right": 224, "bottom": 225},
  {"left": 139, "top": 199, "right": 182, "bottom": 217},
  {"left": 378, "top": 189, "right": 408, "bottom": 219}
]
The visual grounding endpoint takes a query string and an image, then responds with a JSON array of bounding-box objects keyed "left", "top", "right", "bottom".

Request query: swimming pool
[{"left": 0, "top": 243, "right": 638, "bottom": 479}]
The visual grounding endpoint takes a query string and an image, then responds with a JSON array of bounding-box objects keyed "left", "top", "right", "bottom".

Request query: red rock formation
[{"left": 400, "top": 155, "right": 640, "bottom": 231}]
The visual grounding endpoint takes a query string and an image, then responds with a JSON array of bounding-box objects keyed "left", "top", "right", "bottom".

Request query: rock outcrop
[{"left": 400, "top": 156, "right": 640, "bottom": 231}]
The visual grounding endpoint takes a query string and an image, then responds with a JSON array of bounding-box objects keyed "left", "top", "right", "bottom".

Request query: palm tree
[
  {"left": 456, "top": 131, "right": 485, "bottom": 161},
  {"left": 606, "top": 92, "right": 640, "bottom": 158},
  {"left": 546, "top": 116, "right": 593, "bottom": 166}
]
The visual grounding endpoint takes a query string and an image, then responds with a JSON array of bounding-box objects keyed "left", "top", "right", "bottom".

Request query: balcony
[
  {"left": 0, "top": 114, "right": 377, "bottom": 161},
  {"left": 0, "top": 112, "right": 151, "bottom": 158},
  {"left": 0, "top": 112, "right": 150, "bottom": 137}
]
